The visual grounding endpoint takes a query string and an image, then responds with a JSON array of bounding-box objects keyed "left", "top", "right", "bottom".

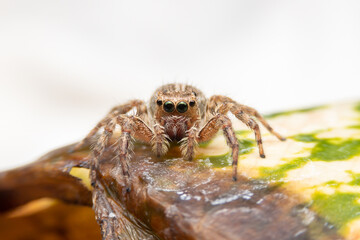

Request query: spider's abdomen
[{"left": 162, "top": 116, "right": 189, "bottom": 141}]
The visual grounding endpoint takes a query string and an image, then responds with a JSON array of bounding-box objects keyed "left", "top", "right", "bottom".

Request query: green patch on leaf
[
  {"left": 265, "top": 106, "right": 326, "bottom": 119},
  {"left": 204, "top": 138, "right": 255, "bottom": 168},
  {"left": 235, "top": 130, "right": 251, "bottom": 136},
  {"left": 238, "top": 138, "right": 255, "bottom": 155},
  {"left": 355, "top": 102, "right": 360, "bottom": 113},
  {"left": 311, "top": 192, "right": 360, "bottom": 231},
  {"left": 260, "top": 132, "right": 360, "bottom": 181},
  {"left": 198, "top": 140, "right": 212, "bottom": 148},
  {"left": 292, "top": 133, "right": 319, "bottom": 142},
  {"left": 311, "top": 139, "right": 360, "bottom": 161},
  {"left": 206, "top": 153, "right": 232, "bottom": 168},
  {"left": 291, "top": 133, "right": 360, "bottom": 161},
  {"left": 261, "top": 157, "right": 310, "bottom": 181},
  {"left": 324, "top": 180, "right": 342, "bottom": 188},
  {"left": 347, "top": 171, "right": 360, "bottom": 186}
]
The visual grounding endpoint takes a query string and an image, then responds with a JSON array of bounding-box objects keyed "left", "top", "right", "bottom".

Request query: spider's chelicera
[{"left": 74, "top": 83, "right": 285, "bottom": 187}]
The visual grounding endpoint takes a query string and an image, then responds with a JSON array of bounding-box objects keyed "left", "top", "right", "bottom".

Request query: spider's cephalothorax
[
  {"left": 149, "top": 84, "right": 206, "bottom": 142},
  {"left": 74, "top": 83, "right": 285, "bottom": 187}
]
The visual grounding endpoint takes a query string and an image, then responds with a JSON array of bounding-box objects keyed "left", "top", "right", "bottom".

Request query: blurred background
[{"left": 0, "top": 0, "right": 359, "bottom": 170}]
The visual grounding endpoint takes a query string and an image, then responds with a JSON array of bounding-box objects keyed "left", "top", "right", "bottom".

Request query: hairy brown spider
[{"left": 74, "top": 83, "right": 285, "bottom": 187}]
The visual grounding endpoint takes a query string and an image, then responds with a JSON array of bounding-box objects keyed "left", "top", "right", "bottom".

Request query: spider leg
[
  {"left": 208, "top": 95, "right": 285, "bottom": 158},
  {"left": 184, "top": 114, "right": 239, "bottom": 180},
  {"left": 115, "top": 119, "right": 132, "bottom": 190},
  {"left": 71, "top": 117, "right": 111, "bottom": 152},
  {"left": 232, "top": 110, "right": 266, "bottom": 158},
  {"left": 89, "top": 115, "right": 154, "bottom": 238},
  {"left": 72, "top": 100, "right": 147, "bottom": 152},
  {"left": 235, "top": 105, "right": 286, "bottom": 141},
  {"left": 135, "top": 100, "right": 150, "bottom": 124},
  {"left": 92, "top": 181, "right": 119, "bottom": 240},
  {"left": 114, "top": 116, "right": 155, "bottom": 191},
  {"left": 89, "top": 117, "right": 117, "bottom": 188},
  {"left": 91, "top": 115, "right": 154, "bottom": 192},
  {"left": 220, "top": 117, "right": 240, "bottom": 181}
]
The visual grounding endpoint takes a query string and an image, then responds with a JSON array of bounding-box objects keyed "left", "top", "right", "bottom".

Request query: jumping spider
[{"left": 74, "top": 83, "right": 285, "bottom": 187}]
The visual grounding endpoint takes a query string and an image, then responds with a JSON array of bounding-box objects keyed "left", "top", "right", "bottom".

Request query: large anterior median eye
[
  {"left": 176, "top": 101, "right": 188, "bottom": 113},
  {"left": 163, "top": 101, "right": 175, "bottom": 112}
]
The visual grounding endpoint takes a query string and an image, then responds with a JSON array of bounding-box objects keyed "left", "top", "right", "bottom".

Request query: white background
[{"left": 1, "top": 1, "right": 359, "bottom": 170}]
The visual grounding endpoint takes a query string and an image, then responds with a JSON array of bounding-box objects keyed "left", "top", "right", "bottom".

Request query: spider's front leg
[
  {"left": 72, "top": 100, "right": 147, "bottom": 152},
  {"left": 112, "top": 116, "right": 155, "bottom": 191},
  {"left": 181, "top": 114, "right": 240, "bottom": 181},
  {"left": 90, "top": 115, "right": 155, "bottom": 240},
  {"left": 208, "top": 95, "right": 286, "bottom": 158}
]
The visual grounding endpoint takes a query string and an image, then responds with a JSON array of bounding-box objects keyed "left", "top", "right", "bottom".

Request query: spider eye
[
  {"left": 189, "top": 100, "right": 195, "bottom": 107},
  {"left": 176, "top": 102, "right": 188, "bottom": 113},
  {"left": 156, "top": 100, "right": 162, "bottom": 106},
  {"left": 163, "top": 101, "right": 175, "bottom": 112}
]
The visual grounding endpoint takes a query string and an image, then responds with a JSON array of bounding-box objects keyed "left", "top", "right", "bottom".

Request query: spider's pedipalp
[
  {"left": 151, "top": 124, "right": 170, "bottom": 157},
  {"left": 180, "top": 127, "right": 198, "bottom": 160}
]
